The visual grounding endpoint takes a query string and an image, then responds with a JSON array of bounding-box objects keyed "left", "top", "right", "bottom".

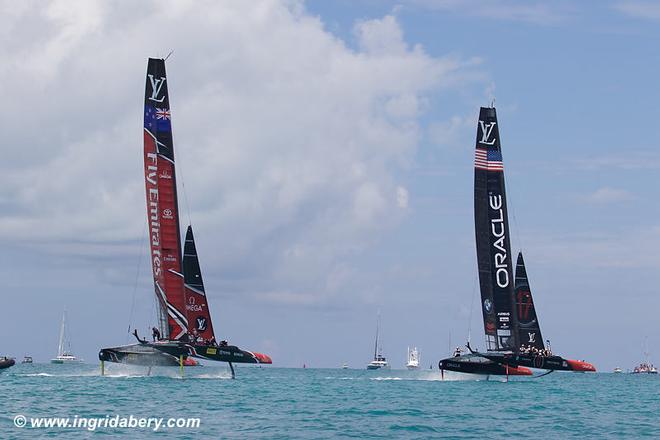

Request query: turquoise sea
[{"left": 1, "top": 363, "right": 659, "bottom": 438}]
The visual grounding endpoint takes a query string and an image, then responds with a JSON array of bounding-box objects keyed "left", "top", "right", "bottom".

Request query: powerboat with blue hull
[
  {"left": 438, "top": 107, "right": 595, "bottom": 379},
  {"left": 99, "top": 58, "right": 271, "bottom": 377},
  {"left": 0, "top": 357, "right": 15, "bottom": 370}
]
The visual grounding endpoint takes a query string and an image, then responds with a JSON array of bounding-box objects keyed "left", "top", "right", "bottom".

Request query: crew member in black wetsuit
[{"left": 152, "top": 327, "right": 161, "bottom": 341}]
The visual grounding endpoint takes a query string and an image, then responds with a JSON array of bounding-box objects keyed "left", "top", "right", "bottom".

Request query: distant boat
[
  {"left": 367, "top": 313, "right": 389, "bottom": 370},
  {"left": 0, "top": 356, "right": 15, "bottom": 370},
  {"left": 341, "top": 363, "right": 349, "bottom": 369},
  {"left": 406, "top": 347, "right": 420, "bottom": 370},
  {"left": 613, "top": 367, "right": 623, "bottom": 373},
  {"left": 632, "top": 364, "right": 658, "bottom": 374},
  {"left": 51, "top": 311, "right": 82, "bottom": 364},
  {"left": 21, "top": 356, "right": 33, "bottom": 364},
  {"left": 632, "top": 338, "right": 658, "bottom": 374}
]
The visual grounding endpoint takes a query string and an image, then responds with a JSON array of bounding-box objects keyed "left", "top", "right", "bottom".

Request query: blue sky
[{"left": 1, "top": 0, "right": 659, "bottom": 371}]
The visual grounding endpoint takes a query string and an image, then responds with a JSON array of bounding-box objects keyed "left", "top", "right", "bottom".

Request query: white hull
[
  {"left": 51, "top": 355, "right": 82, "bottom": 364},
  {"left": 53, "top": 311, "right": 81, "bottom": 364},
  {"left": 367, "top": 361, "right": 390, "bottom": 370},
  {"left": 406, "top": 347, "right": 420, "bottom": 371}
]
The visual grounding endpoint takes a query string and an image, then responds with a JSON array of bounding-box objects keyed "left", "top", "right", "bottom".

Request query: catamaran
[
  {"left": 98, "top": 58, "right": 271, "bottom": 377},
  {"left": 367, "top": 313, "right": 389, "bottom": 370},
  {"left": 51, "top": 310, "right": 82, "bottom": 364},
  {"left": 406, "top": 347, "right": 420, "bottom": 370},
  {"left": 438, "top": 106, "right": 595, "bottom": 380},
  {"left": 632, "top": 339, "right": 658, "bottom": 374}
]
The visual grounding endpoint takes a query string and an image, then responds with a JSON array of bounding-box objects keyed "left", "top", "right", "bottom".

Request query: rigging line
[
  {"left": 467, "top": 269, "right": 478, "bottom": 345},
  {"left": 510, "top": 198, "right": 525, "bottom": 254},
  {"left": 507, "top": 164, "right": 525, "bottom": 253},
  {"left": 126, "top": 218, "right": 148, "bottom": 344},
  {"left": 171, "top": 129, "right": 193, "bottom": 227}
]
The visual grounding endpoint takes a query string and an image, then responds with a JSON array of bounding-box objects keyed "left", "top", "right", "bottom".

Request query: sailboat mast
[
  {"left": 143, "top": 58, "right": 189, "bottom": 340},
  {"left": 57, "top": 311, "right": 66, "bottom": 357},
  {"left": 374, "top": 314, "right": 380, "bottom": 360},
  {"left": 474, "top": 106, "right": 518, "bottom": 352}
]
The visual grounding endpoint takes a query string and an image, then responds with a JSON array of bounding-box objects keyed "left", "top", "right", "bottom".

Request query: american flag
[
  {"left": 475, "top": 147, "right": 504, "bottom": 171},
  {"left": 156, "top": 108, "right": 171, "bottom": 120}
]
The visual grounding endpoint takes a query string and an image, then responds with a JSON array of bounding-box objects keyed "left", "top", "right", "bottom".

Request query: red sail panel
[
  {"left": 182, "top": 226, "right": 216, "bottom": 342},
  {"left": 144, "top": 58, "right": 188, "bottom": 340}
]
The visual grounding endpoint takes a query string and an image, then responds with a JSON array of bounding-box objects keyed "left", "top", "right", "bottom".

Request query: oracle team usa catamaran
[
  {"left": 99, "top": 58, "right": 271, "bottom": 377},
  {"left": 437, "top": 106, "right": 595, "bottom": 380}
]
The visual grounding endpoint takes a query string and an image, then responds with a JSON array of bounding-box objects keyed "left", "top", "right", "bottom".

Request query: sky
[{"left": 1, "top": 0, "right": 659, "bottom": 371}]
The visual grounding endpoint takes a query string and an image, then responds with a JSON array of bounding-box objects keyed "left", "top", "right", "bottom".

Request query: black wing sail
[
  {"left": 474, "top": 107, "right": 518, "bottom": 351},
  {"left": 182, "top": 226, "right": 216, "bottom": 341},
  {"left": 514, "top": 252, "right": 544, "bottom": 350}
]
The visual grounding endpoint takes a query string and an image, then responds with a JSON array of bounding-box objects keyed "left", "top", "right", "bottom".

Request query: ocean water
[{"left": 1, "top": 363, "right": 659, "bottom": 438}]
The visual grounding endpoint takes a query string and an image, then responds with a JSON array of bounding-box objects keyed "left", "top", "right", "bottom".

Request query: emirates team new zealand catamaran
[
  {"left": 438, "top": 106, "right": 595, "bottom": 380},
  {"left": 99, "top": 58, "right": 271, "bottom": 377}
]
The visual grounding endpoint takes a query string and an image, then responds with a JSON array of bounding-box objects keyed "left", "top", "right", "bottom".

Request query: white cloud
[
  {"left": 573, "top": 152, "right": 660, "bottom": 171},
  {"left": 613, "top": 1, "right": 660, "bottom": 20},
  {"left": 428, "top": 114, "right": 475, "bottom": 149},
  {"left": 523, "top": 226, "right": 660, "bottom": 269},
  {"left": 405, "top": 0, "right": 573, "bottom": 25},
  {"left": 583, "top": 187, "right": 635, "bottom": 204},
  {"left": 396, "top": 186, "right": 409, "bottom": 209},
  {"left": 0, "top": 0, "right": 477, "bottom": 306}
]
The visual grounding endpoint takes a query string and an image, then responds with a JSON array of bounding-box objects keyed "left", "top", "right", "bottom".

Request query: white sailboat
[
  {"left": 406, "top": 346, "right": 420, "bottom": 370},
  {"left": 51, "top": 310, "right": 82, "bottom": 364},
  {"left": 366, "top": 313, "right": 389, "bottom": 370},
  {"left": 632, "top": 339, "right": 658, "bottom": 374}
]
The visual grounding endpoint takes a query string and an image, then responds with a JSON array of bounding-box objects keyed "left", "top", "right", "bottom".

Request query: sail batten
[{"left": 474, "top": 107, "right": 518, "bottom": 351}]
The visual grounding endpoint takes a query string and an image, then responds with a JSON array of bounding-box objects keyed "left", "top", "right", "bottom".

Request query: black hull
[
  {"left": 439, "top": 354, "right": 512, "bottom": 376},
  {"left": 479, "top": 352, "right": 595, "bottom": 372},
  {"left": 190, "top": 344, "right": 272, "bottom": 364},
  {"left": 438, "top": 353, "right": 532, "bottom": 376},
  {"left": 99, "top": 342, "right": 272, "bottom": 366},
  {"left": 0, "top": 358, "right": 15, "bottom": 370},
  {"left": 99, "top": 343, "right": 192, "bottom": 366}
]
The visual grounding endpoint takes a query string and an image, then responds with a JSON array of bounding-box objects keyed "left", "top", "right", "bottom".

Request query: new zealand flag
[{"left": 144, "top": 105, "right": 171, "bottom": 132}]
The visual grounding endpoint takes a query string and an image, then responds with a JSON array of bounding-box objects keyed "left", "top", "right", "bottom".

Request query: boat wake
[{"left": 100, "top": 363, "right": 235, "bottom": 379}]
